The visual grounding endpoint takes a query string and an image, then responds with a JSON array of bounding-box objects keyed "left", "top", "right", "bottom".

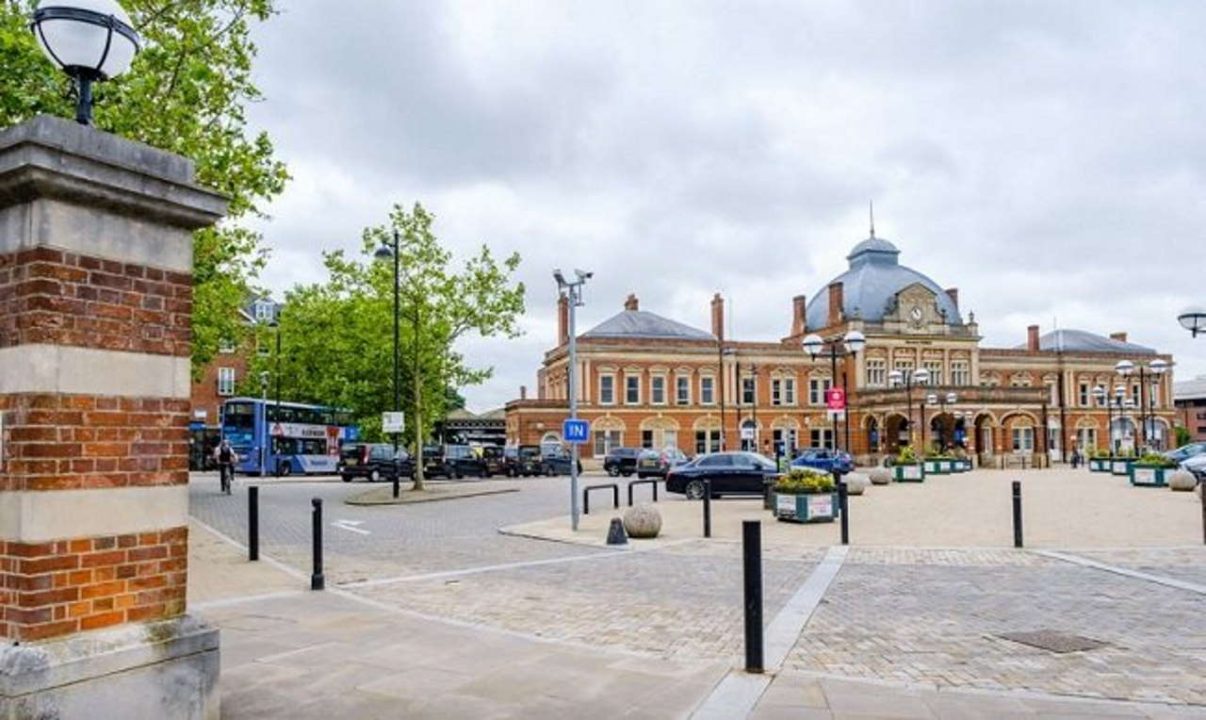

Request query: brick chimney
[
  {"left": 624, "top": 293, "right": 639, "bottom": 311},
  {"left": 945, "top": 287, "right": 959, "bottom": 309},
  {"left": 557, "top": 293, "right": 569, "bottom": 346},
  {"left": 1027, "top": 324, "right": 1040, "bottom": 351},
  {"left": 711, "top": 293, "right": 725, "bottom": 340},
  {"left": 520, "top": 385, "right": 528, "bottom": 400},
  {"left": 826, "top": 282, "right": 844, "bottom": 327},
  {"left": 1110, "top": 331, "right": 1128, "bottom": 343},
  {"left": 791, "top": 294, "right": 807, "bottom": 336}
]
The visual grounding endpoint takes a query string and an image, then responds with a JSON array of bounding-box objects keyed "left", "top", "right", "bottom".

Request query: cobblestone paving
[
  {"left": 356, "top": 540, "right": 818, "bottom": 661},
  {"left": 786, "top": 558, "right": 1206, "bottom": 705},
  {"left": 1069, "top": 547, "right": 1206, "bottom": 587}
]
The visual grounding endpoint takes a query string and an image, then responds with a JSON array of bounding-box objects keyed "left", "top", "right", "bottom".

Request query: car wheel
[
  {"left": 341, "top": 474, "right": 352, "bottom": 483},
  {"left": 607, "top": 467, "right": 619, "bottom": 477},
  {"left": 622, "top": 471, "right": 633, "bottom": 477},
  {"left": 685, "top": 480, "right": 705, "bottom": 500},
  {"left": 369, "top": 469, "right": 381, "bottom": 483}
]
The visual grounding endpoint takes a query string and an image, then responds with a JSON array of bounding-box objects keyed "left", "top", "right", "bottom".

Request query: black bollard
[
  {"left": 742, "top": 520, "right": 764, "bottom": 673},
  {"left": 606, "top": 518, "right": 628, "bottom": 545},
  {"left": 311, "top": 498, "right": 325, "bottom": 590},
  {"left": 838, "top": 480, "right": 849, "bottom": 546},
  {"left": 392, "top": 474, "right": 400, "bottom": 499},
  {"left": 248, "top": 486, "right": 259, "bottom": 562},
  {"left": 1012, "top": 480, "right": 1023, "bottom": 548},
  {"left": 1200, "top": 480, "right": 1205, "bottom": 546},
  {"left": 703, "top": 479, "right": 712, "bottom": 538}
]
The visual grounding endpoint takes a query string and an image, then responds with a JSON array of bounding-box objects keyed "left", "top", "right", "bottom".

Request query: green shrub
[
  {"left": 1136, "top": 452, "right": 1175, "bottom": 468},
  {"left": 774, "top": 467, "right": 835, "bottom": 495},
  {"left": 896, "top": 446, "right": 919, "bottom": 464},
  {"left": 1091, "top": 449, "right": 1110, "bottom": 459}
]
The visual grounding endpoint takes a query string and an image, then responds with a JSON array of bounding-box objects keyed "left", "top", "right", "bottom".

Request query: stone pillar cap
[{"left": 0, "top": 115, "right": 227, "bottom": 229}]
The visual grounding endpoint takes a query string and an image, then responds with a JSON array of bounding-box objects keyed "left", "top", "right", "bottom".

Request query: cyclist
[{"left": 214, "top": 439, "right": 237, "bottom": 494}]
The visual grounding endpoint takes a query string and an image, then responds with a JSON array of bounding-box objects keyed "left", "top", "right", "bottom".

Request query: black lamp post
[
  {"left": 802, "top": 331, "right": 865, "bottom": 454},
  {"left": 270, "top": 309, "right": 283, "bottom": 476},
  {"left": 1115, "top": 359, "right": 1168, "bottom": 451},
  {"left": 926, "top": 391, "right": 958, "bottom": 451},
  {"left": 374, "top": 231, "right": 402, "bottom": 460},
  {"left": 29, "top": 0, "right": 141, "bottom": 126},
  {"left": 888, "top": 368, "right": 930, "bottom": 448}
]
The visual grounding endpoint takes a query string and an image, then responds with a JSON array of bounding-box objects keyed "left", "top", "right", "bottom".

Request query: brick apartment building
[
  {"left": 1174, "top": 376, "right": 1206, "bottom": 444},
  {"left": 506, "top": 233, "right": 1176, "bottom": 467}
]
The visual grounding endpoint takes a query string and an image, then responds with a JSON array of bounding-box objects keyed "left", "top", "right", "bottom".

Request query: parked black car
[
  {"left": 481, "top": 446, "right": 506, "bottom": 477},
  {"left": 603, "top": 447, "right": 641, "bottom": 477},
  {"left": 665, "top": 452, "right": 781, "bottom": 499},
  {"left": 541, "top": 446, "right": 583, "bottom": 476},
  {"left": 339, "top": 443, "right": 414, "bottom": 483},
  {"left": 422, "top": 444, "right": 489, "bottom": 479},
  {"left": 505, "top": 445, "right": 545, "bottom": 477}
]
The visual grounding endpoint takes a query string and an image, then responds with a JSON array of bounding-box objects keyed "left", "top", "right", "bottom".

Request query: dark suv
[
  {"left": 424, "top": 444, "right": 488, "bottom": 479},
  {"left": 339, "top": 443, "right": 413, "bottom": 483},
  {"left": 481, "top": 446, "right": 506, "bottom": 476},
  {"left": 507, "top": 445, "right": 545, "bottom": 477},
  {"left": 542, "top": 445, "right": 583, "bottom": 476},
  {"left": 603, "top": 447, "right": 641, "bottom": 477}
]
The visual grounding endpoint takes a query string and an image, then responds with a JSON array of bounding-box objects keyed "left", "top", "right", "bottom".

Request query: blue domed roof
[{"left": 805, "top": 236, "right": 961, "bottom": 329}]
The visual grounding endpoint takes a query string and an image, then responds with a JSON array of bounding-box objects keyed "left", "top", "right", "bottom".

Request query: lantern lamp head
[{"left": 29, "top": 0, "right": 140, "bottom": 125}]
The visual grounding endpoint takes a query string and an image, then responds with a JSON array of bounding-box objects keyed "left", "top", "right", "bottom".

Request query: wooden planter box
[
  {"left": 893, "top": 464, "right": 925, "bottom": 482},
  {"left": 1129, "top": 465, "right": 1171, "bottom": 487},
  {"left": 1110, "top": 459, "right": 1133, "bottom": 476},
  {"left": 774, "top": 492, "right": 838, "bottom": 523},
  {"left": 1088, "top": 458, "right": 1111, "bottom": 473}
]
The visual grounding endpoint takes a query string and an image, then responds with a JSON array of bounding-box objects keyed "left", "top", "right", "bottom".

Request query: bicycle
[{"left": 219, "top": 463, "right": 233, "bottom": 495}]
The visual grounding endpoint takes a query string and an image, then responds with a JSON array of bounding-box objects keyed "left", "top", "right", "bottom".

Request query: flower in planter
[
  {"left": 1136, "top": 452, "right": 1176, "bottom": 468},
  {"left": 896, "top": 446, "right": 919, "bottom": 465},
  {"left": 774, "top": 467, "right": 835, "bottom": 495}
]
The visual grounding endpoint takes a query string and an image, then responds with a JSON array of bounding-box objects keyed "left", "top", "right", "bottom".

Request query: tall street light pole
[
  {"left": 888, "top": 368, "right": 930, "bottom": 449},
  {"left": 1179, "top": 307, "right": 1206, "bottom": 338},
  {"left": 555, "top": 268, "right": 592, "bottom": 531},
  {"left": 926, "top": 392, "right": 958, "bottom": 451},
  {"left": 803, "top": 331, "right": 865, "bottom": 454},
  {"left": 374, "top": 231, "right": 402, "bottom": 461},
  {"left": 258, "top": 371, "right": 269, "bottom": 475},
  {"left": 271, "top": 310, "right": 282, "bottom": 476}
]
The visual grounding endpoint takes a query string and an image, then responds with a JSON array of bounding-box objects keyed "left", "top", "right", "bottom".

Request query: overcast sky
[{"left": 245, "top": 1, "right": 1205, "bottom": 413}]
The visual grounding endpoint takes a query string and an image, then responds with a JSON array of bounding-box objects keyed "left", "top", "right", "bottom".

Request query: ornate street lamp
[
  {"left": 1116, "top": 358, "right": 1169, "bottom": 450},
  {"left": 375, "top": 231, "right": 402, "bottom": 465},
  {"left": 1178, "top": 307, "right": 1206, "bottom": 338},
  {"left": 803, "top": 331, "right": 865, "bottom": 455},
  {"left": 553, "top": 268, "right": 592, "bottom": 531},
  {"left": 888, "top": 367, "right": 930, "bottom": 448},
  {"left": 29, "top": 0, "right": 141, "bottom": 125},
  {"left": 924, "top": 391, "right": 958, "bottom": 451}
]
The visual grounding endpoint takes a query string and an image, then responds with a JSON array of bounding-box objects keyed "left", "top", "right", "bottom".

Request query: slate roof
[
  {"left": 582, "top": 310, "right": 715, "bottom": 341},
  {"left": 1174, "top": 376, "right": 1206, "bottom": 401},
  {"left": 1013, "top": 329, "right": 1156, "bottom": 355},
  {"left": 806, "top": 236, "right": 961, "bottom": 329}
]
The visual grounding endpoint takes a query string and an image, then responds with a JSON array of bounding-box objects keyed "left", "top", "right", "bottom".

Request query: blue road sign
[{"left": 563, "top": 418, "right": 590, "bottom": 444}]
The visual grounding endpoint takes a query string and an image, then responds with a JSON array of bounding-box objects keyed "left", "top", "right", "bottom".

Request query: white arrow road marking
[{"left": 331, "top": 519, "right": 371, "bottom": 535}]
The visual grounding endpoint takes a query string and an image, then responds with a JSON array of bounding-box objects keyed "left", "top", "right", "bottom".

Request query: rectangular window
[
  {"left": 1076, "top": 428, "right": 1097, "bottom": 453},
  {"left": 867, "top": 359, "right": 887, "bottom": 387},
  {"left": 809, "top": 429, "right": 834, "bottom": 450},
  {"left": 625, "top": 376, "right": 640, "bottom": 405},
  {"left": 218, "top": 338, "right": 236, "bottom": 354},
  {"left": 1131, "top": 385, "right": 1140, "bottom": 407},
  {"left": 771, "top": 379, "right": 782, "bottom": 406},
  {"left": 1011, "top": 427, "right": 1034, "bottom": 452},
  {"left": 742, "top": 377, "right": 755, "bottom": 404},
  {"left": 599, "top": 375, "right": 615, "bottom": 405},
  {"left": 1079, "top": 383, "right": 1089, "bottom": 407},
  {"left": 641, "top": 430, "right": 654, "bottom": 448},
  {"left": 700, "top": 376, "right": 715, "bottom": 405},
  {"left": 783, "top": 378, "right": 796, "bottom": 405},
  {"left": 676, "top": 376, "right": 690, "bottom": 405},
  {"left": 924, "top": 361, "right": 943, "bottom": 386},
  {"left": 809, "top": 378, "right": 832, "bottom": 406},
  {"left": 217, "top": 367, "right": 235, "bottom": 396},
  {"left": 651, "top": 376, "right": 666, "bottom": 405},
  {"left": 950, "top": 362, "right": 969, "bottom": 387},
  {"left": 695, "top": 430, "right": 721, "bottom": 455},
  {"left": 593, "top": 430, "right": 622, "bottom": 456},
  {"left": 254, "top": 301, "right": 274, "bottom": 322},
  {"left": 663, "top": 430, "right": 678, "bottom": 449}
]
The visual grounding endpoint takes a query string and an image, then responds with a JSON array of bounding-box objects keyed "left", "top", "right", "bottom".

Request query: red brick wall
[
  {"left": 0, "top": 394, "right": 189, "bottom": 491},
  {"left": 191, "top": 347, "right": 252, "bottom": 428},
  {"left": 0, "top": 247, "right": 191, "bottom": 356},
  {"left": 0, "top": 527, "right": 188, "bottom": 642}
]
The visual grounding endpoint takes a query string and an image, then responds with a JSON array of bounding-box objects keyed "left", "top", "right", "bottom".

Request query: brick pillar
[{"left": 0, "top": 117, "right": 225, "bottom": 716}]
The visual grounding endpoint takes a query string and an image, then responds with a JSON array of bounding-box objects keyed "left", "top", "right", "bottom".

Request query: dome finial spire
[{"left": 869, "top": 200, "right": 875, "bottom": 238}]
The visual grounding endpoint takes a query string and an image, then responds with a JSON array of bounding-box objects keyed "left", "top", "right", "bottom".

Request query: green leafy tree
[
  {"left": 251, "top": 203, "right": 525, "bottom": 490},
  {"left": 0, "top": 0, "right": 288, "bottom": 376},
  {"left": 1174, "top": 425, "right": 1191, "bottom": 449}
]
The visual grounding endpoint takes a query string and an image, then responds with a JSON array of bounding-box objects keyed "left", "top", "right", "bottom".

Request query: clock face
[{"left": 909, "top": 305, "right": 924, "bottom": 322}]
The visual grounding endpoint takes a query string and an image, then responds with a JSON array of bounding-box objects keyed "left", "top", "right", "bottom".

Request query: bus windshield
[{"left": 223, "top": 401, "right": 255, "bottom": 430}]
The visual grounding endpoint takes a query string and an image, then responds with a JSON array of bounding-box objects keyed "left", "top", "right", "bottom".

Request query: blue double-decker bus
[{"left": 221, "top": 398, "right": 359, "bottom": 476}]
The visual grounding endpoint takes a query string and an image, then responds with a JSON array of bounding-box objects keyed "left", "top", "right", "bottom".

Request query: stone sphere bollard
[
  {"left": 1169, "top": 470, "right": 1197, "bottom": 492},
  {"left": 623, "top": 503, "right": 662, "bottom": 539},
  {"left": 869, "top": 467, "right": 892, "bottom": 486},
  {"left": 844, "top": 473, "right": 870, "bottom": 495}
]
